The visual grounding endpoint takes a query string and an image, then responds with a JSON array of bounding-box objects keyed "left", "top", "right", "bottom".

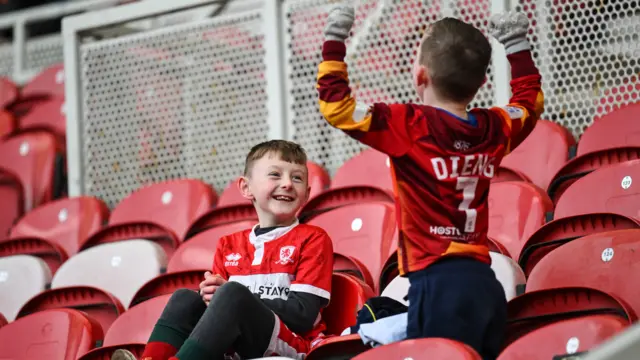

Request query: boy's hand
[
  {"left": 324, "top": 4, "right": 355, "bottom": 42},
  {"left": 199, "top": 271, "right": 227, "bottom": 304},
  {"left": 488, "top": 11, "right": 531, "bottom": 55}
]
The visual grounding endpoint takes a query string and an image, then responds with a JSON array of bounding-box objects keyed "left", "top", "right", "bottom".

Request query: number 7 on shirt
[{"left": 456, "top": 176, "right": 479, "bottom": 233}]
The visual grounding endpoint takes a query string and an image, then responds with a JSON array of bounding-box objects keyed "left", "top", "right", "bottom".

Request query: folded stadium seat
[
  {"left": 487, "top": 181, "right": 553, "bottom": 260},
  {"left": 81, "top": 179, "right": 216, "bottom": 257},
  {"left": 16, "top": 98, "right": 67, "bottom": 152},
  {"left": 526, "top": 229, "right": 640, "bottom": 318},
  {"left": 0, "top": 77, "right": 18, "bottom": 109},
  {"left": 0, "top": 109, "right": 14, "bottom": 138},
  {"left": 352, "top": 338, "right": 482, "bottom": 360},
  {"left": 306, "top": 273, "right": 375, "bottom": 359},
  {"left": 498, "top": 315, "right": 627, "bottom": 360},
  {"left": 0, "top": 308, "right": 103, "bottom": 359},
  {"left": 300, "top": 149, "right": 395, "bottom": 217},
  {"left": 184, "top": 204, "right": 258, "bottom": 239},
  {"left": 576, "top": 102, "right": 640, "bottom": 156},
  {"left": 380, "top": 252, "right": 526, "bottom": 305},
  {"left": 218, "top": 161, "right": 330, "bottom": 207},
  {"left": 547, "top": 147, "right": 640, "bottom": 203},
  {"left": 0, "top": 255, "right": 51, "bottom": 321},
  {"left": 129, "top": 220, "right": 254, "bottom": 307},
  {"left": 306, "top": 203, "right": 397, "bottom": 293},
  {"left": 20, "top": 63, "right": 65, "bottom": 100},
  {"left": 333, "top": 254, "right": 375, "bottom": 293},
  {"left": 3, "top": 196, "right": 109, "bottom": 273},
  {"left": 0, "top": 169, "right": 23, "bottom": 238},
  {"left": 505, "top": 287, "right": 635, "bottom": 347},
  {"left": 497, "top": 120, "right": 575, "bottom": 191},
  {"left": 77, "top": 294, "right": 171, "bottom": 360},
  {"left": 18, "top": 240, "right": 166, "bottom": 331},
  {"left": 0, "top": 131, "right": 57, "bottom": 211}
]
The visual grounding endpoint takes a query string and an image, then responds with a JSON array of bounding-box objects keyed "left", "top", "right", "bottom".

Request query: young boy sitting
[
  {"left": 318, "top": 6, "right": 543, "bottom": 360},
  {"left": 112, "top": 140, "right": 334, "bottom": 360}
]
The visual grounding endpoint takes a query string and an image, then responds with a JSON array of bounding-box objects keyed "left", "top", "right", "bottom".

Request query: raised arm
[
  {"left": 489, "top": 11, "right": 544, "bottom": 154},
  {"left": 317, "top": 5, "right": 412, "bottom": 157}
]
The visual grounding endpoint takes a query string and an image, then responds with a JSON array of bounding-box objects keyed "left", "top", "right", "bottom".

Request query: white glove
[
  {"left": 324, "top": 4, "right": 355, "bottom": 42},
  {"left": 488, "top": 11, "right": 531, "bottom": 55}
]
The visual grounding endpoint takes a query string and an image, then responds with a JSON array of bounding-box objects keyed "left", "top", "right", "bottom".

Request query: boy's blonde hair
[
  {"left": 243, "top": 140, "right": 308, "bottom": 176},
  {"left": 419, "top": 18, "right": 492, "bottom": 102}
]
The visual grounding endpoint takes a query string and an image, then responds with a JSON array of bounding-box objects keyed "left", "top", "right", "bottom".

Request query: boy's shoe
[{"left": 111, "top": 349, "right": 137, "bottom": 360}]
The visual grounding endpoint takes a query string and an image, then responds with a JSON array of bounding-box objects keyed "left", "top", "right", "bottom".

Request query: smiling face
[{"left": 239, "top": 151, "right": 310, "bottom": 227}]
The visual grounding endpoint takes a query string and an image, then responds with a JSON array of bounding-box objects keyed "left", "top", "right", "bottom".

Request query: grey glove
[
  {"left": 488, "top": 11, "right": 531, "bottom": 55},
  {"left": 324, "top": 4, "right": 355, "bottom": 42}
]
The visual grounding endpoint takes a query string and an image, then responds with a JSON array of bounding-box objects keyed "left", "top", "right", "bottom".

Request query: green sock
[
  {"left": 148, "top": 319, "right": 191, "bottom": 349},
  {"left": 174, "top": 338, "right": 215, "bottom": 360}
]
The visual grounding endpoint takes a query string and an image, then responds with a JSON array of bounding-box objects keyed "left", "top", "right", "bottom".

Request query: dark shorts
[{"left": 406, "top": 257, "right": 507, "bottom": 360}]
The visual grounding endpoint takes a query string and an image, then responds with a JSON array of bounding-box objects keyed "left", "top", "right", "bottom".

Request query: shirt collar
[{"left": 249, "top": 219, "right": 299, "bottom": 246}]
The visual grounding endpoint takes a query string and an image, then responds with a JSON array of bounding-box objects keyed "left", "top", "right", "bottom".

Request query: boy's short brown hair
[
  {"left": 420, "top": 18, "right": 492, "bottom": 103},
  {"left": 243, "top": 140, "right": 308, "bottom": 176}
]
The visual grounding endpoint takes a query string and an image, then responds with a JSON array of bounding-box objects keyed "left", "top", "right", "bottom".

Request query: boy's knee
[
  {"left": 169, "top": 288, "right": 203, "bottom": 305},
  {"left": 215, "top": 281, "right": 251, "bottom": 299}
]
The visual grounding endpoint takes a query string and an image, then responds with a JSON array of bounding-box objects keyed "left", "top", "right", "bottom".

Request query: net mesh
[
  {"left": 516, "top": 0, "right": 640, "bottom": 137},
  {"left": 285, "top": 0, "right": 494, "bottom": 175},
  {"left": 79, "top": 14, "right": 268, "bottom": 207}
]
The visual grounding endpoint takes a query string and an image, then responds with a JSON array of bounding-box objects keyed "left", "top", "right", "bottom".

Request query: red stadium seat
[
  {"left": 305, "top": 334, "right": 370, "bottom": 360},
  {"left": 333, "top": 254, "right": 375, "bottom": 292},
  {"left": 526, "top": 229, "right": 640, "bottom": 318},
  {"left": 168, "top": 220, "right": 254, "bottom": 272},
  {"left": 498, "top": 315, "right": 627, "bottom": 360},
  {"left": 547, "top": 147, "right": 640, "bottom": 203},
  {"left": 9, "top": 196, "right": 109, "bottom": 259},
  {"left": 518, "top": 213, "right": 640, "bottom": 276},
  {"left": 0, "top": 169, "right": 23, "bottom": 238},
  {"left": 20, "top": 63, "right": 65, "bottom": 100},
  {"left": 0, "top": 309, "right": 103, "bottom": 360},
  {"left": 0, "top": 131, "right": 57, "bottom": 211},
  {"left": 332, "top": 148, "right": 393, "bottom": 192},
  {"left": 108, "top": 179, "right": 216, "bottom": 241},
  {"left": 577, "top": 102, "right": 640, "bottom": 156},
  {"left": 488, "top": 181, "right": 552, "bottom": 260},
  {"left": 492, "top": 167, "right": 531, "bottom": 184},
  {"left": 0, "top": 77, "right": 18, "bottom": 109},
  {"left": 0, "top": 110, "right": 14, "bottom": 138},
  {"left": 323, "top": 273, "right": 375, "bottom": 336},
  {"left": 553, "top": 160, "right": 640, "bottom": 221},
  {"left": 506, "top": 287, "right": 635, "bottom": 347},
  {"left": 17, "top": 97, "right": 66, "bottom": 144},
  {"left": 353, "top": 338, "right": 482, "bottom": 360},
  {"left": 184, "top": 204, "right": 258, "bottom": 239},
  {"left": 300, "top": 186, "right": 395, "bottom": 218},
  {"left": 499, "top": 120, "right": 575, "bottom": 190},
  {"left": 77, "top": 294, "right": 171, "bottom": 360},
  {"left": 218, "top": 161, "right": 330, "bottom": 207},
  {"left": 0, "top": 255, "right": 51, "bottom": 321},
  {"left": 0, "top": 313, "right": 6, "bottom": 328},
  {"left": 307, "top": 203, "right": 397, "bottom": 292},
  {"left": 129, "top": 271, "right": 202, "bottom": 308}
]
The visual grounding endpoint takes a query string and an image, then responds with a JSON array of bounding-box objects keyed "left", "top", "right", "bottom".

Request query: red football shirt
[{"left": 317, "top": 41, "right": 544, "bottom": 275}]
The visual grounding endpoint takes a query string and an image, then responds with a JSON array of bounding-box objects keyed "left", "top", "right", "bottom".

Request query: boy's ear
[
  {"left": 238, "top": 176, "right": 254, "bottom": 201},
  {"left": 416, "top": 65, "right": 429, "bottom": 87}
]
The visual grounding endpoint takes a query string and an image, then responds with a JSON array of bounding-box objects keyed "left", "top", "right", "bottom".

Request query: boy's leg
[
  {"left": 140, "top": 289, "right": 208, "bottom": 360},
  {"left": 406, "top": 258, "right": 507, "bottom": 360},
  {"left": 175, "top": 281, "right": 309, "bottom": 360}
]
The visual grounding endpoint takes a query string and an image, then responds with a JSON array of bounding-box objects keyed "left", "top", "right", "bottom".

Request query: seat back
[
  {"left": 18, "top": 98, "right": 67, "bottom": 141},
  {"left": 52, "top": 240, "right": 167, "bottom": 309},
  {"left": 104, "top": 294, "right": 171, "bottom": 346},
  {"left": 0, "top": 255, "right": 51, "bottom": 321},
  {"left": 185, "top": 204, "right": 258, "bottom": 239},
  {"left": 0, "top": 132, "right": 57, "bottom": 210},
  {"left": 109, "top": 179, "right": 216, "bottom": 241},
  {"left": 0, "top": 77, "right": 18, "bottom": 108},
  {"left": 352, "top": 338, "right": 481, "bottom": 360},
  {"left": 10, "top": 196, "right": 109, "bottom": 257},
  {"left": 0, "top": 309, "right": 103, "bottom": 360},
  {"left": 527, "top": 229, "right": 640, "bottom": 317},
  {"left": 129, "top": 271, "right": 202, "bottom": 308},
  {"left": 20, "top": 63, "right": 65, "bottom": 99},
  {"left": 506, "top": 287, "right": 635, "bottom": 347},
  {"left": 0, "top": 110, "right": 14, "bottom": 138},
  {"left": 333, "top": 254, "right": 375, "bottom": 292},
  {"left": 332, "top": 148, "right": 393, "bottom": 192},
  {"left": 488, "top": 182, "right": 552, "bottom": 260},
  {"left": 323, "top": 273, "right": 375, "bottom": 336},
  {"left": 307, "top": 203, "right": 397, "bottom": 292},
  {"left": 300, "top": 186, "right": 395, "bottom": 218},
  {"left": 554, "top": 160, "right": 640, "bottom": 221},
  {"left": 577, "top": 103, "right": 640, "bottom": 156},
  {"left": 498, "top": 315, "right": 627, "bottom": 360},
  {"left": 168, "top": 220, "right": 254, "bottom": 272},
  {"left": 500, "top": 120, "right": 575, "bottom": 190},
  {"left": 0, "top": 169, "right": 23, "bottom": 237}
]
